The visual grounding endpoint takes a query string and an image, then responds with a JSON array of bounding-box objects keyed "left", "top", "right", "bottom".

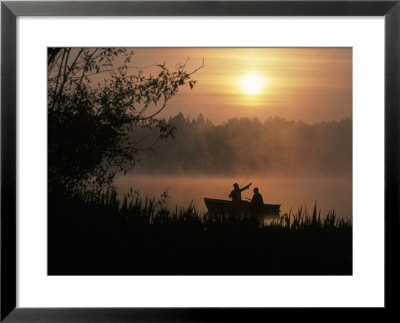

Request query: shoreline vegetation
[
  {"left": 127, "top": 113, "right": 352, "bottom": 177},
  {"left": 47, "top": 48, "right": 352, "bottom": 276},
  {"left": 48, "top": 189, "right": 352, "bottom": 275}
]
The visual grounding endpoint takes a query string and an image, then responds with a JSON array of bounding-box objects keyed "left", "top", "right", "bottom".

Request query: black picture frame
[{"left": 1, "top": 0, "right": 399, "bottom": 321}]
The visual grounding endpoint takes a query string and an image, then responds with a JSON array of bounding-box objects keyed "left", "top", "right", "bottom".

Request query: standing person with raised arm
[{"left": 229, "top": 182, "right": 252, "bottom": 216}]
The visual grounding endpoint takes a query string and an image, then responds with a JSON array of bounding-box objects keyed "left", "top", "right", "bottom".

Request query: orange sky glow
[{"left": 115, "top": 48, "right": 352, "bottom": 124}]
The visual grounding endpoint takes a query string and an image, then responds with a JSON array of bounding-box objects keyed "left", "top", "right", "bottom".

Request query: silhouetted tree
[
  {"left": 130, "top": 115, "right": 352, "bottom": 176},
  {"left": 48, "top": 48, "right": 200, "bottom": 195}
]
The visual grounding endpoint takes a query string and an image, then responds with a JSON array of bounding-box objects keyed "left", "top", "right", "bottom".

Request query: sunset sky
[{"left": 124, "top": 48, "right": 352, "bottom": 123}]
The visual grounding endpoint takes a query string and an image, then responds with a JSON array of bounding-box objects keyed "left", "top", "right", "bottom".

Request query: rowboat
[{"left": 204, "top": 197, "right": 280, "bottom": 216}]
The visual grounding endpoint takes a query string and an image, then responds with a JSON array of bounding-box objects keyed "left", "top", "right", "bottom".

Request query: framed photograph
[{"left": 1, "top": 0, "right": 399, "bottom": 321}]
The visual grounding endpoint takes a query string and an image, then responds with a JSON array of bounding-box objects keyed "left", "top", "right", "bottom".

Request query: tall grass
[
  {"left": 277, "top": 204, "right": 351, "bottom": 230},
  {"left": 48, "top": 189, "right": 352, "bottom": 275},
  {"left": 75, "top": 188, "right": 351, "bottom": 231}
]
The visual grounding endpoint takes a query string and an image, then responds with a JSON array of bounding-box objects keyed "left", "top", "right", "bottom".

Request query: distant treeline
[{"left": 128, "top": 113, "right": 352, "bottom": 176}]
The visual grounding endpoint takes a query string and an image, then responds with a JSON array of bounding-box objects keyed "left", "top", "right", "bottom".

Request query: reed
[{"left": 48, "top": 190, "right": 352, "bottom": 275}]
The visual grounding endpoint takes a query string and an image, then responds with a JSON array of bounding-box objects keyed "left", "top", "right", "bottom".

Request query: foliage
[
  {"left": 48, "top": 48, "right": 200, "bottom": 194},
  {"left": 128, "top": 113, "right": 352, "bottom": 176}
]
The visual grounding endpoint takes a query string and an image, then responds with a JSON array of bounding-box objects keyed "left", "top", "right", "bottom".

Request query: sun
[{"left": 240, "top": 74, "right": 265, "bottom": 95}]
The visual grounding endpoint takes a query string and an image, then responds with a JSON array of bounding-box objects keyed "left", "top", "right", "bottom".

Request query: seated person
[{"left": 251, "top": 187, "right": 264, "bottom": 214}]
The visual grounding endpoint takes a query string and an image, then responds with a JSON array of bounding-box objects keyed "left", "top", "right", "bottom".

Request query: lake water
[{"left": 114, "top": 175, "right": 352, "bottom": 221}]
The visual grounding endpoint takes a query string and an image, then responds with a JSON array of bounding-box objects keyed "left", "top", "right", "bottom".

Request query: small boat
[{"left": 204, "top": 197, "right": 280, "bottom": 216}]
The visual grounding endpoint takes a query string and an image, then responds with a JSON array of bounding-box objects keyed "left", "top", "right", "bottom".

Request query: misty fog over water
[
  {"left": 115, "top": 114, "right": 352, "bottom": 221},
  {"left": 115, "top": 175, "right": 352, "bottom": 221}
]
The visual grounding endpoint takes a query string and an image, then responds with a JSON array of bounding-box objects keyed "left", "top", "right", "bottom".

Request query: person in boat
[
  {"left": 229, "top": 182, "right": 252, "bottom": 215},
  {"left": 229, "top": 182, "right": 252, "bottom": 203},
  {"left": 251, "top": 187, "right": 264, "bottom": 215}
]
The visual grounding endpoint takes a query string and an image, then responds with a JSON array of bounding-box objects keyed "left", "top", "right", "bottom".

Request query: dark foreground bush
[{"left": 48, "top": 190, "right": 352, "bottom": 275}]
